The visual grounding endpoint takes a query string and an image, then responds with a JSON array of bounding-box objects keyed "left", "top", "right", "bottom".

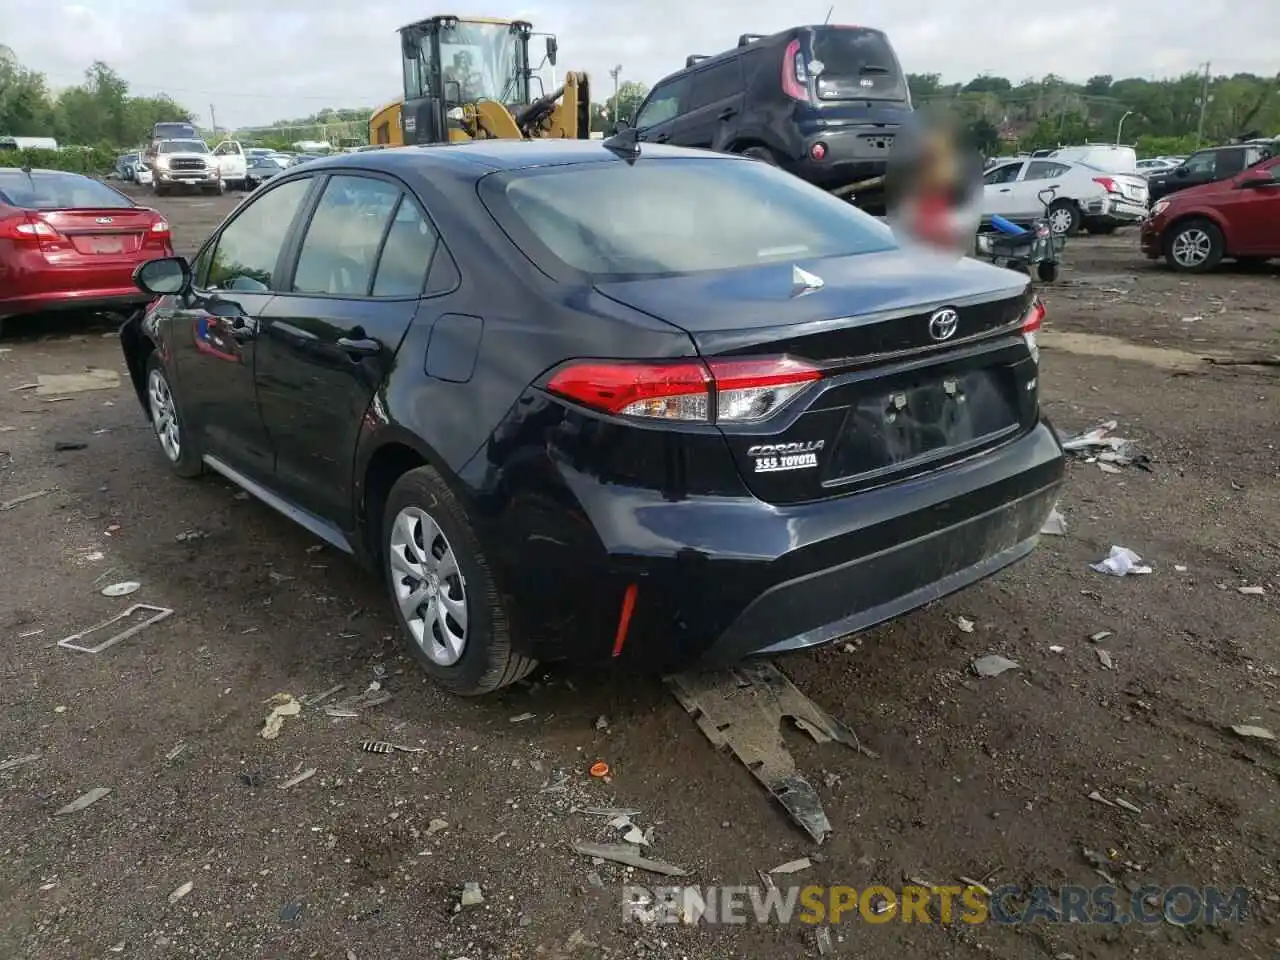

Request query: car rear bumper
[
  {"left": 491, "top": 417, "right": 1065, "bottom": 668},
  {"left": 1081, "top": 196, "right": 1148, "bottom": 225},
  {"left": 0, "top": 287, "right": 152, "bottom": 320},
  {"left": 787, "top": 126, "right": 897, "bottom": 191}
]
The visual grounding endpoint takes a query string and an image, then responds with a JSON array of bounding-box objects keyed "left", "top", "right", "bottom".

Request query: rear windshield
[
  {"left": 154, "top": 123, "right": 197, "bottom": 139},
  {"left": 158, "top": 140, "right": 209, "bottom": 154},
  {"left": 808, "top": 28, "right": 907, "bottom": 101},
  {"left": 482, "top": 157, "right": 896, "bottom": 281},
  {"left": 0, "top": 171, "right": 134, "bottom": 209}
]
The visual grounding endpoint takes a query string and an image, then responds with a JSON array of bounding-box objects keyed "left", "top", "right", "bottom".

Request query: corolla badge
[{"left": 928, "top": 307, "right": 960, "bottom": 341}]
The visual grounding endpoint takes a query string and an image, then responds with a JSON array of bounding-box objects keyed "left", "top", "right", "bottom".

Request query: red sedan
[{"left": 0, "top": 168, "right": 173, "bottom": 332}]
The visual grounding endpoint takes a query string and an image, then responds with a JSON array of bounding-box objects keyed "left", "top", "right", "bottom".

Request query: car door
[
  {"left": 255, "top": 173, "right": 442, "bottom": 523},
  {"left": 633, "top": 76, "right": 690, "bottom": 145},
  {"left": 675, "top": 60, "right": 744, "bottom": 151},
  {"left": 981, "top": 161, "right": 1026, "bottom": 217},
  {"left": 1011, "top": 160, "right": 1072, "bottom": 217},
  {"left": 1229, "top": 158, "right": 1280, "bottom": 254},
  {"left": 170, "top": 176, "right": 317, "bottom": 481}
]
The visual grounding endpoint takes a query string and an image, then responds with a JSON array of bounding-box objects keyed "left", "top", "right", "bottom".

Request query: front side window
[
  {"left": 292, "top": 175, "right": 402, "bottom": 296},
  {"left": 635, "top": 79, "right": 687, "bottom": 128},
  {"left": 207, "top": 178, "right": 312, "bottom": 291},
  {"left": 687, "top": 61, "right": 741, "bottom": 110},
  {"left": 485, "top": 157, "right": 897, "bottom": 280},
  {"left": 984, "top": 162, "right": 1024, "bottom": 185},
  {"left": 1183, "top": 152, "right": 1216, "bottom": 176},
  {"left": 434, "top": 21, "right": 525, "bottom": 105}
]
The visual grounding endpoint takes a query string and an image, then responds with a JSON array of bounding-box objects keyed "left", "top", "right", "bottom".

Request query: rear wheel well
[
  {"left": 362, "top": 442, "right": 429, "bottom": 561},
  {"left": 730, "top": 138, "right": 774, "bottom": 157}
]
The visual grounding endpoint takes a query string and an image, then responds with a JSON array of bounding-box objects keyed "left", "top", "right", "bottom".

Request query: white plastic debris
[
  {"left": 1040, "top": 507, "right": 1067, "bottom": 536},
  {"left": 101, "top": 581, "right": 140, "bottom": 597},
  {"left": 1048, "top": 645, "right": 1065, "bottom": 654},
  {"left": 260, "top": 694, "right": 302, "bottom": 740},
  {"left": 1237, "top": 585, "right": 1265, "bottom": 595},
  {"left": 956, "top": 616, "right": 975, "bottom": 633},
  {"left": 168, "top": 881, "right": 194, "bottom": 904},
  {"left": 55, "top": 787, "right": 111, "bottom": 815},
  {"left": 1230, "top": 725, "right": 1275, "bottom": 741},
  {"left": 1091, "top": 546, "right": 1152, "bottom": 577}
]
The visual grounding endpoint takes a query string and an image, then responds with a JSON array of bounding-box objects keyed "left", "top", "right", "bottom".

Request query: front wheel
[
  {"left": 145, "top": 354, "right": 202, "bottom": 477},
  {"left": 1164, "top": 219, "right": 1223, "bottom": 273},
  {"left": 383, "top": 466, "right": 537, "bottom": 696},
  {"left": 1047, "top": 200, "right": 1081, "bottom": 236},
  {"left": 739, "top": 145, "right": 779, "bottom": 165}
]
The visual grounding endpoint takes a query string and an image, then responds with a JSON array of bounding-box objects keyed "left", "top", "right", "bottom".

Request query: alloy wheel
[
  {"left": 1049, "top": 207, "right": 1074, "bottom": 235},
  {"left": 389, "top": 506, "right": 469, "bottom": 665},
  {"left": 1171, "top": 228, "right": 1212, "bottom": 268},
  {"left": 147, "top": 368, "right": 182, "bottom": 462}
]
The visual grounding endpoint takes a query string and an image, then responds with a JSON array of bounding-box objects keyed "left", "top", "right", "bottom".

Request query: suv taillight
[
  {"left": 1023, "top": 298, "right": 1045, "bottom": 363},
  {"left": 546, "top": 356, "right": 822, "bottom": 424},
  {"left": 781, "top": 39, "right": 811, "bottom": 102}
]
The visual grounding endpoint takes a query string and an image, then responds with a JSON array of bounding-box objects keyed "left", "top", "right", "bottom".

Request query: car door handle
[
  {"left": 337, "top": 336, "right": 381, "bottom": 357},
  {"left": 717, "top": 107, "right": 737, "bottom": 120},
  {"left": 999, "top": 188, "right": 1011, "bottom": 192},
  {"left": 653, "top": 133, "right": 670, "bottom": 143}
]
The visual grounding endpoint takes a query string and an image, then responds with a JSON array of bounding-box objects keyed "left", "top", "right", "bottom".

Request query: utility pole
[
  {"left": 209, "top": 104, "right": 217, "bottom": 136},
  {"left": 1115, "top": 110, "right": 1133, "bottom": 145},
  {"left": 1194, "top": 62, "right": 1211, "bottom": 149},
  {"left": 609, "top": 65, "right": 622, "bottom": 123}
]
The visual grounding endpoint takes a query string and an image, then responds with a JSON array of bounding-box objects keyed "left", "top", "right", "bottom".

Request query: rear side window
[
  {"left": 372, "top": 198, "right": 439, "bottom": 297},
  {"left": 634, "top": 78, "right": 687, "bottom": 128},
  {"left": 484, "top": 157, "right": 896, "bottom": 280},
  {"left": 984, "top": 163, "right": 1023, "bottom": 185},
  {"left": 0, "top": 172, "right": 133, "bottom": 209},
  {"left": 1216, "top": 149, "right": 1245, "bottom": 177},
  {"left": 808, "top": 28, "right": 907, "bottom": 101},
  {"left": 293, "top": 175, "right": 402, "bottom": 296},
  {"left": 686, "top": 61, "right": 741, "bottom": 110}
]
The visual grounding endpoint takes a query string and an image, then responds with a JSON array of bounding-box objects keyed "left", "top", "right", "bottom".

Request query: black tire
[
  {"left": 1084, "top": 222, "right": 1117, "bottom": 235},
  {"left": 153, "top": 183, "right": 169, "bottom": 197},
  {"left": 144, "top": 353, "right": 202, "bottom": 478},
  {"left": 1163, "top": 218, "right": 1224, "bottom": 273},
  {"left": 1048, "top": 199, "right": 1081, "bottom": 236},
  {"left": 739, "top": 145, "right": 779, "bottom": 165},
  {"left": 383, "top": 466, "right": 536, "bottom": 696},
  {"left": 1036, "top": 260, "right": 1060, "bottom": 283}
]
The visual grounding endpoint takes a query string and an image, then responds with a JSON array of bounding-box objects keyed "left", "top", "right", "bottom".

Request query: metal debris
[
  {"left": 509, "top": 712, "right": 536, "bottom": 722},
  {"left": 972, "top": 655, "right": 1020, "bottom": 678},
  {"left": 1096, "top": 649, "right": 1114, "bottom": 670},
  {"left": 58, "top": 604, "right": 174, "bottom": 654},
  {"left": 1, "top": 488, "right": 53, "bottom": 511},
  {"left": 55, "top": 787, "right": 111, "bottom": 815},
  {"left": 770, "top": 857, "right": 812, "bottom": 875},
  {"left": 279, "top": 768, "right": 316, "bottom": 789},
  {"left": 1113, "top": 797, "right": 1142, "bottom": 814},
  {"left": 360, "top": 740, "right": 425, "bottom": 754},
  {"left": 666, "top": 660, "right": 875, "bottom": 844},
  {"left": 570, "top": 842, "right": 689, "bottom": 877},
  {"left": 1230, "top": 724, "right": 1275, "bottom": 741}
]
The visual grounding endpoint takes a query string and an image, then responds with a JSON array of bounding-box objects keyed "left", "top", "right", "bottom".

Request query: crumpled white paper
[{"left": 1091, "top": 546, "right": 1152, "bottom": 577}]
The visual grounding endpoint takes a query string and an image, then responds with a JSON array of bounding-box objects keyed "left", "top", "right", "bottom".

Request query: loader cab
[{"left": 398, "top": 16, "right": 536, "bottom": 145}]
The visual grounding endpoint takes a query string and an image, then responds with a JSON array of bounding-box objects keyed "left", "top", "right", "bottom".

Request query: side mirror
[
  {"left": 1238, "top": 170, "right": 1273, "bottom": 188},
  {"left": 545, "top": 36, "right": 558, "bottom": 67},
  {"left": 612, "top": 118, "right": 631, "bottom": 134},
  {"left": 134, "top": 257, "right": 191, "bottom": 296}
]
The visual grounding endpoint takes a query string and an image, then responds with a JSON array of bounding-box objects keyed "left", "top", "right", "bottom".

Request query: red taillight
[
  {"left": 781, "top": 39, "right": 810, "bottom": 102},
  {"left": 1023, "top": 299, "right": 1045, "bottom": 333},
  {"left": 810, "top": 142, "right": 827, "bottom": 161},
  {"left": 545, "top": 355, "right": 822, "bottom": 423},
  {"left": 1093, "top": 176, "right": 1119, "bottom": 194},
  {"left": 150, "top": 218, "right": 170, "bottom": 233},
  {"left": 0, "top": 213, "right": 61, "bottom": 242}
]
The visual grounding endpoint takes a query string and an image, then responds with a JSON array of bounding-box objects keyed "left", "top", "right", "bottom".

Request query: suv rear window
[
  {"left": 0, "top": 171, "right": 134, "bottom": 209},
  {"left": 809, "top": 28, "right": 907, "bottom": 101},
  {"left": 481, "top": 157, "right": 896, "bottom": 280}
]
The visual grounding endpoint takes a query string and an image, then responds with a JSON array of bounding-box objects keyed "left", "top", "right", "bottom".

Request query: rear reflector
[
  {"left": 151, "top": 219, "right": 170, "bottom": 233},
  {"left": 611, "top": 583, "right": 638, "bottom": 657},
  {"left": 546, "top": 355, "right": 822, "bottom": 423}
]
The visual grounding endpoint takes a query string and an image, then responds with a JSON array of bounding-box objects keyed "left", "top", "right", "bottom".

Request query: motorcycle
[{"left": 975, "top": 186, "right": 1064, "bottom": 282}]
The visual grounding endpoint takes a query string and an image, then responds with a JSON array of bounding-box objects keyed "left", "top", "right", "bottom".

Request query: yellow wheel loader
[{"left": 369, "top": 15, "right": 590, "bottom": 146}]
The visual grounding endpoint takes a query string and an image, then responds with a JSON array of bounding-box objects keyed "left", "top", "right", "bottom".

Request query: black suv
[
  {"left": 626, "top": 25, "right": 912, "bottom": 210},
  {"left": 1147, "top": 143, "right": 1274, "bottom": 204}
]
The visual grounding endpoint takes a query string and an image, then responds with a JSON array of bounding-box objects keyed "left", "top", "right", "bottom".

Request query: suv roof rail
[
  {"left": 738, "top": 33, "right": 766, "bottom": 46},
  {"left": 686, "top": 54, "right": 709, "bottom": 68}
]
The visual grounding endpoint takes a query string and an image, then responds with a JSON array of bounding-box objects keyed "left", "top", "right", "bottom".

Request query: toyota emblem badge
[{"left": 928, "top": 307, "right": 959, "bottom": 341}]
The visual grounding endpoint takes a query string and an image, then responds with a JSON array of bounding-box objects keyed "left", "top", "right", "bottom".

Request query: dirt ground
[{"left": 1, "top": 184, "right": 1278, "bottom": 960}]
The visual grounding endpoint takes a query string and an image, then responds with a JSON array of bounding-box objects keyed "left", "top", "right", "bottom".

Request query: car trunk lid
[
  {"left": 595, "top": 251, "right": 1041, "bottom": 504},
  {"left": 35, "top": 208, "right": 156, "bottom": 256}
]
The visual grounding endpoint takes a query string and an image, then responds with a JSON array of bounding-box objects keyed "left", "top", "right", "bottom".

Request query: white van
[{"left": 1047, "top": 145, "right": 1138, "bottom": 173}]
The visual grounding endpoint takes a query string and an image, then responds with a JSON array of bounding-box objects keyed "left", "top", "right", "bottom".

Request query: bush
[{"left": 0, "top": 146, "right": 120, "bottom": 175}]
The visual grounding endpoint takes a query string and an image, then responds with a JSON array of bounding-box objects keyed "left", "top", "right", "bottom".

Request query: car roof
[
  {"left": 0, "top": 167, "right": 92, "bottom": 178},
  {"left": 297, "top": 140, "right": 726, "bottom": 180}
]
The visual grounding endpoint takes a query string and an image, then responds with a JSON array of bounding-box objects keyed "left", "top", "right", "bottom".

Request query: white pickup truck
[
  {"left": 211, "top": 139, "right": 248, "bottom": 190},
  {"left": 146, "top": 138, "right": 248, "bottom": 195}
]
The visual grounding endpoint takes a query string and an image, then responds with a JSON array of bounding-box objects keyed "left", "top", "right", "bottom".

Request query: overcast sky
[{"left": 3, "top": 0, "right": 1275, "bottom": 128}]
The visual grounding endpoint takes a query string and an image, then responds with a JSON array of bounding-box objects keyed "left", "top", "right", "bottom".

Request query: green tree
[{"left": 605, "top": 80, "right": 649, "bottom": 125}]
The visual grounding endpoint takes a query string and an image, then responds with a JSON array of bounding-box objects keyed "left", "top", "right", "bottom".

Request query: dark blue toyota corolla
[{"left": 120, "top": 139, "right": 1064, "bottom": 695}]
